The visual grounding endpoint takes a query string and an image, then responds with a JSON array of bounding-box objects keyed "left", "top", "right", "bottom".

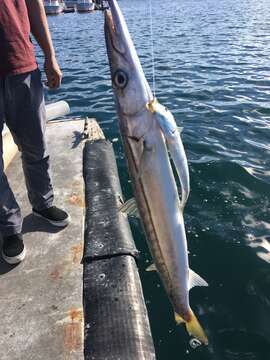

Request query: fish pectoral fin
[
  {"left": 174, "top": 312, "right": 185, "bottom": 324},
  {"left": 188, "top": 269, "right": 208, "bottom": 290},
  {"left": 136, "top": 160, "right": 144, "bottom": 181},
  {"left": 146, "top": 263, "right": 157, "bottom": 272},
  {"left": 186, "top": 309, "right": 208, "bottom": 345},
  {"left": 119, "top": 198, "right": 140, "bottom": 218},
  {"left": 136, "top": 141, "right": 155, "bottom": 180}
]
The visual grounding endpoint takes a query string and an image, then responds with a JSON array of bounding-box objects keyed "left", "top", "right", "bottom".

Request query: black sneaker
[
  {"left": 2, "top": 233, "right": 26, "bottom": 265},
  {"left": 33, "top": 206, "right": 70, "bottom": 227}
]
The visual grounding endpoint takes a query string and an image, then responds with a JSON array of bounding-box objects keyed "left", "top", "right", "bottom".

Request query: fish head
[{"left": 104, "top": 0, "right": 153, "bottom": 117}]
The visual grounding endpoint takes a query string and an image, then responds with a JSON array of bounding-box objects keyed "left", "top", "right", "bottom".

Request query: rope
[{"left": 149, "top": 0, "right": 156, "bottom": 96}]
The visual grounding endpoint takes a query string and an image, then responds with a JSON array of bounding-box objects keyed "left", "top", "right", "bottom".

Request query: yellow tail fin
[
  {"left": 174, "top": 312, "right": 185, "bottom": 324},
  {"left": 186, "top": 309, "right": 208, "bottom": 345}
]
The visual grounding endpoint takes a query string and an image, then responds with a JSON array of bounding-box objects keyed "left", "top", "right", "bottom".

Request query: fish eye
[{"left": 113, "top": 70, "right": 128, "bottom": 89}]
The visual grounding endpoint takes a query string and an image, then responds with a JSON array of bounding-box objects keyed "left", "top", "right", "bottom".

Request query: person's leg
[
  {"left": 0, "top": 76, "right": 25, "bottom": 264},
  {"left": 5, "top": 69, "right": 69, "bottom": 227},
  {"left": 5, "top": 69, "right": 54, "bottom": 211},
  {"left": 0, "top": 77, "right": 23, "bottom": 237}
]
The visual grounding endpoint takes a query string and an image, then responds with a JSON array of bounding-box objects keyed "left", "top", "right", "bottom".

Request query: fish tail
[
  {"left": 175, "top": 309, "right": 208, "bottom": 345},
  {"left": 186, "top": 308, "right": 208, "bottom": 345}
]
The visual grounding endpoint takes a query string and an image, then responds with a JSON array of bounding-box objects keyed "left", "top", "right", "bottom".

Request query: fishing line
[{"left": 149, "top": 0, "right": 156, "bottom": 96}]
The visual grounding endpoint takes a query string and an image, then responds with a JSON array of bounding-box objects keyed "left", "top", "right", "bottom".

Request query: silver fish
[{"left": 104, "top": 0, "right": 208, "bottom": 344}]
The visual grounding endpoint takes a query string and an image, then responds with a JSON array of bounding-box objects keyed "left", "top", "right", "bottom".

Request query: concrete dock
[
  {"left": 0, "top": 119, "right": 85, "bottom": 360},
  {"left": 0, "top": 117, "right": 156, "bottom": 360}
]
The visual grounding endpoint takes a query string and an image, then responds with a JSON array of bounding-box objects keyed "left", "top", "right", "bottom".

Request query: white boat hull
[
  {"left": 44, "top": 5, "right": 63, "bottom": 14},
  {"left": 77, "top": 2, "right": 95, "bottom": 12},
  {"left": 65, "top": 0, "right": 77, "bottom": 8}
]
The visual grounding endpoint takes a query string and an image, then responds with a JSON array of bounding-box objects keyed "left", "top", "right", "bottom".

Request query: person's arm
[{"left": 25, "top": 0, "right": 62, "bottom": 89}]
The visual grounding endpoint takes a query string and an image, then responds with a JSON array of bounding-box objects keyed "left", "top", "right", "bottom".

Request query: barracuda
[{"left": 104, "top": 0, "right": 208, "bottom": 345}]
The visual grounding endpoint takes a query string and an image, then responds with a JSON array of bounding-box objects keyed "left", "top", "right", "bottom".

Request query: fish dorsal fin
[
  {"left": 189, "top": 269, "right": 208, "bottom": 290},
  {"left": 119, "top": 198, "right": 140, "bottom": 217}
]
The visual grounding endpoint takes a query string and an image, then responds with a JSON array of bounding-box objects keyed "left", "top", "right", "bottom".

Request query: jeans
[{"left": 0, "top": 69, "right": 54, "bottom": 236}]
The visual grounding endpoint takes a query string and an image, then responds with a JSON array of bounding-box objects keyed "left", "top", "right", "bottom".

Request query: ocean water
[{"left": 41, "top": 0, "right": 270, "bottom": 358}]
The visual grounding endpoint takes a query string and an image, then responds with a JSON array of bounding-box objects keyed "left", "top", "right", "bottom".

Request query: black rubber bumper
[{"left": 83, "top": 139, "right": 156, "bottom": 360}]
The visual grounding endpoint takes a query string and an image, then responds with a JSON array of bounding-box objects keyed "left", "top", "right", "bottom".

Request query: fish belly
[{"left": 123, "top": 126, "right": 190, "bottom": 317}]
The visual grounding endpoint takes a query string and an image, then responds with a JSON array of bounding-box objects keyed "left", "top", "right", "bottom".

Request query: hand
[{"left": 44, "top": 56, "right": 62, "bottom": 89}]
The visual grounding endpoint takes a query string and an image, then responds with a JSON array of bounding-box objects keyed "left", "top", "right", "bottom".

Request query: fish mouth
[
  {"left": 104, "top": 0, "right": 153, "bottom": 114},
  {"left": 104, "top": 9, "right": 114, "bottom": 34},
  {"left": 104, "top": 7, "right": 126, "bottom": 57},
  {"left": 104, "top": 9, "right": 114, "bottom": 49},
  {"left": 104, "top": 1, "right": 121, "bottom": 39},
  {"left": 104, "top": 9, "right": 117, "bottom": 72}
]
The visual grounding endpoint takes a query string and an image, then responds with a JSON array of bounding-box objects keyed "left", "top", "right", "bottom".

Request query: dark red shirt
[{"left": 0, "top": 0, "right": 37, "bottom": 76}]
